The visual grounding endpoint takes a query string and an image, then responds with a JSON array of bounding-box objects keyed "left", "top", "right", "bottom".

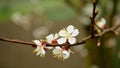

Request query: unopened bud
[
  {"left": 95, "top": 9, "right": 99, "bottom": 14},
  {"left": 97, "top": 42, "right": 101, "bottom": 47},
  {"left": 93, "top": 0, "right": 97, "bottom": 3},
  {"left": 114, "top": 31, "right": 119, "bottom": 35},
  {"left": 95, "top": 18, "right": 106, "bottom": 30}
]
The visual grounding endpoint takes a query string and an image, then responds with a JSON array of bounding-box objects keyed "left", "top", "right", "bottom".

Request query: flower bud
[{"left": 95, "top": 18, "right": 106, "bottom": 29}]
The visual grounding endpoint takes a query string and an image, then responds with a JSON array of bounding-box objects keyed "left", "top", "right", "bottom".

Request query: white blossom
[
  {"left": 57, "top": 25, "right": 79, "bottom": 44},
  {"left": 52, "top": 46, "right": 71, "bottom": 60},
  {"left": 52, "top": 46, "right": 62, "bottom": 58},
  {"left": 33, "top": 40, "right": 46, "bottom": 57},
  {"left": 46, "top": 34, "right": 59, "bottom": 44}
]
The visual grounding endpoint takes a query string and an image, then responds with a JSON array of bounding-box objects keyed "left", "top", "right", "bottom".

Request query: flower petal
[
  {"left": 67, "top": 25, "right": 74, "bottom": 33},
  {"left": 46, "top": 47, "right": 53, "bottom": 49},
  {"left": 54, "top": 33, "right": 59, "bottom": 39},
  {"left": 33, "top": 46, "right": 40, "bottom": 53},
  {"left": 33, "top": 40, "right": 41, "bottom": 46},
  {"left": 58, "top": 30, "right": 66, "bottom": 37},
  {"left": 36, "top": 50, "right": 41, "bottom": 56},
  {"left": 46, "top": 34, "right": 54, "bottom": 43},
  {"left": 53, "top": 48, "right": 61, "bottom": 55},
  {"left": 41, "top": 48, "right": 46, "bottom": 55},
  {"left": 36, "top": 47, "right": 46, "bottom": 56},
  {"left": 62, "top": 50, "right": 70, "bottom": 59},
  {"left": 57, "top": 38, "right": 67, "bottom": 44},
  {"left": 71, "top": 29, "right": 79, "bottom": 37},
  {"left": 55, "top": 46, "right": 62, "bottom": 50},
  {"left": 68, "top": 37, "right": 76, "bottom": 44}
]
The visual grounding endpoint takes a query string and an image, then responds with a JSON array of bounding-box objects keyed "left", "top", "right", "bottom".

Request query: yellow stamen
[{"left": 33, "top": 50, "right": 38, "bottom": 53}]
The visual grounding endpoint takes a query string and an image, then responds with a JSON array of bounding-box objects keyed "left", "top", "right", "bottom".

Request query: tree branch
[{"left": 0, "top": 24, "right": 120, "bottom": 47}]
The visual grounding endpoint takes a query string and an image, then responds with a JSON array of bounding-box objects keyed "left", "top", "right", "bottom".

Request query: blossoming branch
[{"left": 0, "top": 0, "right": 120, "bottom": 60}]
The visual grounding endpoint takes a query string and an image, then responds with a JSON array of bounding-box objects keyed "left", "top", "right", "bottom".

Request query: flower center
[
  {"left": 66, "top": 34, "right": 71, "bottom": 39},
  {"left": 41, "top": 42, "right": 46, "bottom": 46},
  {"left": 52, "top": 40, "right": 57, "bottom": 44},
  {"left": 64, "top": 31, "right": 71, "bottom": 39}
]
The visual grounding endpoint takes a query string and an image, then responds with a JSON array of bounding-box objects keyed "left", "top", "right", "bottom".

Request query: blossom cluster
[{"left": 33, "top": 25, "right": 79, "bottom": 60}]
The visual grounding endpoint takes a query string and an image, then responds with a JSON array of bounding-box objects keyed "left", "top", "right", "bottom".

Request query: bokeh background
[{"left": 0, "top": 0, "right": 120, "bottom": 68}]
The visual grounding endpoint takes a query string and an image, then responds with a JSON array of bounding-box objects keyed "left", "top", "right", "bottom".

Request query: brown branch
[
  {"left": 96, "top": 24, "right": 120, "bottom": 37},
  {"left": 90, "top": 0, "right": 98, "bottom": 37},
  {"left": 0, "top": 24, "right": 120, "bottom": 47},
  {"left": 0, "top": 37, "right": 36, "bottom": 47},
  {"left": 0, "top": 35, "right": 91, "bottom": 47}
]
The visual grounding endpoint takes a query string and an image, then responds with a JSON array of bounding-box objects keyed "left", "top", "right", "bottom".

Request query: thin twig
[
  {"left": 0, "top": 37, "right": 36, "bottom": 47},
  {"left": 90, "top": 0, "right": 98, "bottom": 37}
]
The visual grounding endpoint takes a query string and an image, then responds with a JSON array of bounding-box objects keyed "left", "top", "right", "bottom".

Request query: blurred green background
[{"left": 0, "top": 0, "right": 120, "bottom": 68}]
